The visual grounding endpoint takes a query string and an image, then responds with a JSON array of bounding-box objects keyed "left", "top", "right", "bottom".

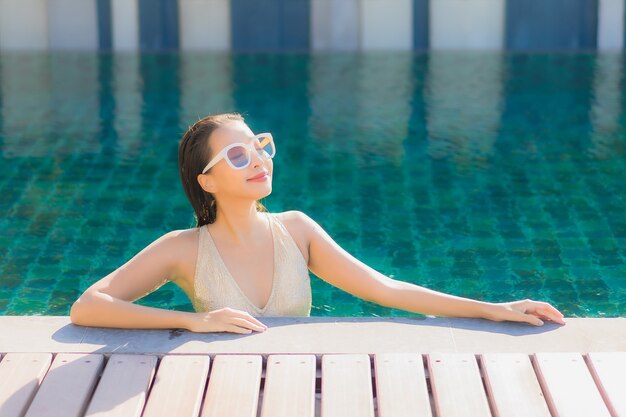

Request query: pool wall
[
  {"left": 0, "top": 0, "right": 623, "bottom": 52},
  {"left": 1, "top": 316, "right": 624, "bottom": 353}
]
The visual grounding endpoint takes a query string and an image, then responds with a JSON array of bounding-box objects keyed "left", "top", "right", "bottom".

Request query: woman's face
[{"left": 198, "top": 121, "right": 273, "bottom": 201}]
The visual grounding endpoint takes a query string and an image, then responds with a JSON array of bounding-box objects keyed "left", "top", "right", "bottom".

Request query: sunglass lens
[
  {"left": 257, "top": 135, "right": 275, "bottom": 158},
  {"left": 227, "top": 146, "right": 250, "bottom": 168}
]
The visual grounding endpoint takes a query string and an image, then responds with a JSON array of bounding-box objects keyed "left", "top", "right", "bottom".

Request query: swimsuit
[{"left": 191, "top": 212, "right": 312, "bottom": 316}]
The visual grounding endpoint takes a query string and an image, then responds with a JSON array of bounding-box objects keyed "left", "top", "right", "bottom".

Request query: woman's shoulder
[
  {"left": 271, "top": 210, "right": 319, "bottom": 234},
  {"left": 271, "top": 209, "right": 307, "bottom": 222},
  {"left": 163, "top": 211, "right": 314, "bottom": 249},
  {"left": 270, "top": 211, "right": 312, "bottom": 264},
  {"left": 271, "top": 210, "right": 308, "bottom": 232},
  {"left": 158, "top": 225, "right": 203, "bottom": 247},
  {"left": 150, "top": 226, "right": 202, "bottom": 293},
  {"left": 164, "top": 226, "right": 205, "bottom": 269}
]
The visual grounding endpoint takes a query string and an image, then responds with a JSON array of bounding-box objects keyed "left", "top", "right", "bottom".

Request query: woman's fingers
[
  {"left": 526, "top": 301, "right": 566, "bottom": 324},
  {"left": 243, "top": 312, "right": 268, "bottom": 329},
  {"left": 230, "top": 316, "right": 267, "bottom": 332},
  {"left": 244, "top": 314, "right": 268, "bottom": 330},
  {"left": 490, "top": 299, "right": 565, "bottom": 327},
  {"left": 194, "top": 308, "right": 270, "bottom": 334},
  {"left": 496, "top": 301, "right": 543, "bottom": 326},
  {"left": 517, "top": 309, "right": 544, "bottom": 326},
  {"left": 227, "top": 308, "right": 268, "bottom": 329},
  {"left": 534, "top": 301, "right": 564, "bottom": 317}
]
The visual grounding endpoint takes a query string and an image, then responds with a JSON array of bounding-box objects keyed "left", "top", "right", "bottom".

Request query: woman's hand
[
  {"left": 484, "top": 299, "right": 566, "bottom": 326},
  {"left": 185, "top": 307, "right": 268, "bottom": 334}
]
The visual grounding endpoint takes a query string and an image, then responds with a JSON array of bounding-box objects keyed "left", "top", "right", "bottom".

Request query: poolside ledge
[{"left": 0, "top": 316, "right": 623, "bottom": 355}]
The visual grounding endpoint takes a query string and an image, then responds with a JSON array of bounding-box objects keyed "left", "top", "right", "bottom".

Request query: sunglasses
[{"left": 201, "top": 133, "right": 276, "bottom": 174}]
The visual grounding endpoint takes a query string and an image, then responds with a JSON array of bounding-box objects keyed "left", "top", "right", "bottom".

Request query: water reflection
[
  {"left": 113, "top": 53, "right": 143, "bottom": 160},
  {"left": 1, "top": 53, "right": 101, "bottom": 158},
  {"left": 425, "top": 51, "right": 504, "bottom": 168},
  {"left": 589, "top": 53, "right": 624, "bottom": 160}
]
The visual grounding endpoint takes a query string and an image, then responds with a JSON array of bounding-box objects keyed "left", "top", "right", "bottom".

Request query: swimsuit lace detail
[{"left": 191, "top": 212, "right": 312, "bottom": 317}]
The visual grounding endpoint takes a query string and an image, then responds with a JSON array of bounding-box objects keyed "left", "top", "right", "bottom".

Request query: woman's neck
[{"left": 212, "top": 200, "right": 267, "bottom": 245}]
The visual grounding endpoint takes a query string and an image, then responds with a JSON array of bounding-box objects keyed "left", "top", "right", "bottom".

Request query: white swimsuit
[{"left": 191, "top": 212, "right": 312, "bottom": 316}]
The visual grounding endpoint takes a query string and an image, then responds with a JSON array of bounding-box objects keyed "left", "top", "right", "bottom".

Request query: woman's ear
[{"left": 197, "top": 173, "right": 217, "bottom": 194}]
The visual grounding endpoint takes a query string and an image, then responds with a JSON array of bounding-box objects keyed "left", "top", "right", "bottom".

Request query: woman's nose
[{"left": 251, "top": 149, "right": 265, "bottom": 167}]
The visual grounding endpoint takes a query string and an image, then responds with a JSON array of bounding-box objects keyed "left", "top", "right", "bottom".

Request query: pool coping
[{"left": 0, "top": 316, "right": 623, "bottom": 355}]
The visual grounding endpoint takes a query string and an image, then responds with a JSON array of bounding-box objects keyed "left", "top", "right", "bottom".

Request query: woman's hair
[{"left": 178, "top": 112, "right": 267, "bottom": 227}]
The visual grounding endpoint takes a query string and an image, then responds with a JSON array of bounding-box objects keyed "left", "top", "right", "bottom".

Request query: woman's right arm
[{"left": 69, "top": 230, "right": 267, "bottom": 334}]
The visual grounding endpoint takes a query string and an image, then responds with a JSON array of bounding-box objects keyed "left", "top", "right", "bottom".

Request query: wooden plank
[
  {"left": 586, "top": 352, "right": 626, "bottom": 417},
  {"left": 321, "top": 354, "right": 374, "bottom": 417},
  {"left": 480, "top": 353, "right": 551, "bottom": 417},
  {"left": 373, "top": 353, "right": 431, "bottom": 417},
  {"left": 259, "top": 354, "right": 316, "bottom": 417},
  {"left": 533, "top": 352, "right": 612, "bottom": 417},
  {"left": 427, "top": 352, "right": 491, "bottom": 417},
  {"left": 142, "top": 354, "right": 210, "bottom": 417},
  {"left": 201, "top": 354, "right": 263, "bottom": 417},
  {"left": 0, "top": 353, "right": 53, "bottom": 417},
  {"left": 24, "top": 353, "right": 104, "bottom": 417},
  {"left": 85, "top": 353, "right": 158, "bottom": 417}
]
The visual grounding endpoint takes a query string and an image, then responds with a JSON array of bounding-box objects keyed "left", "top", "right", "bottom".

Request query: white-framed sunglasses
[{"left": 201, "top": 133, "right": 276, "bottom": 174}]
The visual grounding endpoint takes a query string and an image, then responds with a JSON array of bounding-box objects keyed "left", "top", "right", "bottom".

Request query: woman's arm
[
  {"left": 70, "top": 230, "right": 195, "bottom": 330},
  {"left": 70, "top": 230, "right": 268, "bottom": 334},
  {"left": 293, "top": 211, "right": 565, "bottom": 326},
  {"left": 379, "top": 280, "right": 565, "bottom": 325}
]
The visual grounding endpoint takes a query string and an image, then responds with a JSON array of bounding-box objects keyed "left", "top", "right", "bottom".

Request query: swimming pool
[{"left": 0, "top": 51, "right": 624, "bottom": 317}]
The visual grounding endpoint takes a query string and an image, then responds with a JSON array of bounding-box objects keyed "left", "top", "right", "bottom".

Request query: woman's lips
[{"left": 247, "top": 172, "right": 269, "bottom": 181}]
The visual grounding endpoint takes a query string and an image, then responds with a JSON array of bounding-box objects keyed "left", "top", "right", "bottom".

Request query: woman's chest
[
  {"left": 217, "top": 243, "right": 275, "bottom": 309},
  {"left": 173, "top": 213, "right": 310, "bottom": 304}
]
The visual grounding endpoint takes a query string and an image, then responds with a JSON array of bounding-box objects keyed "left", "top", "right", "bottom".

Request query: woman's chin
[
  {"left": 249, "top": 187, "right": 272, "bottom": 200},
  {"left": 246, "top": 179, "right": 272, "bottom": 190}
]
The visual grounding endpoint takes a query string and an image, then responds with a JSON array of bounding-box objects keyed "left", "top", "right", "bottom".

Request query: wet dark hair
[{"left": 178, "top": 112, "right": 267, "bottom": 227}]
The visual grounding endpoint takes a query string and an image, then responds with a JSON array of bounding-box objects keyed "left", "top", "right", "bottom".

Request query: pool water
[{"left": 0, "top": 52, "right": 624, "bottom": 317}]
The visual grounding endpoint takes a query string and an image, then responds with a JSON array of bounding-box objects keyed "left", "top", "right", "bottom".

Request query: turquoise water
[{"left": 0, "top": 52, "right": 624, "bottom": 317}]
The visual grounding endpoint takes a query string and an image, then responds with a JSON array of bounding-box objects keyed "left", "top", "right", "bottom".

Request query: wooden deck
[
  {"left": 0, "top": 319, "right": 626, "bottom": 417},
  {"left": 0, "top": 351, "right": 625, "bottom": 417}
]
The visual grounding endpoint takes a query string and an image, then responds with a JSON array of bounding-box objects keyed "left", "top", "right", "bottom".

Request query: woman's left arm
[
  {"left": 294, "top": 211, "right": 565, "bottom": 326},
  {"left": 380, "top": 279, "right": 565, "bottom": 326}
]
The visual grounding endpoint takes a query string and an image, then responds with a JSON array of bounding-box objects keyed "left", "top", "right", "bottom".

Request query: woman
[{"left": 70, "top": 112, "right": 566, "bottom": 334}]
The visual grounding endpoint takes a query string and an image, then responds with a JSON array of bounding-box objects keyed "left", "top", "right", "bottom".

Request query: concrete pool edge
[{"left": 0, "top": 316, "right": 623, "bottom": 354}]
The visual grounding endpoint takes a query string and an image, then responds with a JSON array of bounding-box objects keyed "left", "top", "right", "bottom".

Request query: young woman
[{"left": 70, "top": 112, "right": 566, "bottom": 335}]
